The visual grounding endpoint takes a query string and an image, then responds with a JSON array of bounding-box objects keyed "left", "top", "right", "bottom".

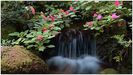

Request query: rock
[
  {"left": 1, "top": 45, "right": 49, "bottom": 74},
  {"left": 100, "top": 68, "right": 119, "bottom": 74}
]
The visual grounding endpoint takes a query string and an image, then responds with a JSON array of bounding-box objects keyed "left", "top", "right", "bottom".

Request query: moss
[
  {"left": 100, "top": 68, "right": 119, "bottom": 74},
  {"left": 1, "top": 45, "right": 49, "bottom": 74}
]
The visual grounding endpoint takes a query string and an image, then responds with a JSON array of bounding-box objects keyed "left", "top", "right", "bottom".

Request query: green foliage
[
  {"left": 80, "top": 1, "right": 131, "bottom": 34},
  {"left": 113, "top": 55, "right": 122, "bottom": 62},
  {"left": 111, "top": 35, "right": 131, "bottom": 48},
  {"left": 9, "top": 29, "right": 57, "bottom": 52},
  {"left": 1, "top": 39, "right": 15, "bottom": 46},
  {"left": 1, "top": 1, "right": 28, "bottom": 26}
]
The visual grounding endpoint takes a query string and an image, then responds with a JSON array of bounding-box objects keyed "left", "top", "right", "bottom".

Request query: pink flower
[
  {"left": 69, "top": 6, "right": 74, "bottom": 11},
  {"left": 50, "top": 15, "right": 55, "bottom": 22},
  {"left": 65, "top": 11, "right": 69, "bottom": 15},
  {"left": 72, "top": 9, "right": 76, "bottom": 12},
  {"left": 42, "top": 27, "right": 47, "bottom": 32},
  {"left": 69, "top": 6, "right": 76, "bottom": 12},
  {"left": 37, "top": 35, "right": 43, "bottom": 41},
  {"left": 111, "top": 13, "right": 120, "bottom": 19},
  {"left": 41, "top": 12, "right": 47, "bottom": 20},
  {"left": 93, "top": 13, "right": 98, "bottom": 17},
  {"left": 115, "top": 0, "right": 120, "bottom": 7},
  {"left": 97, "top": 14, "right": 103, "bottom": 20},
  {"left": 30, "top": 6, "right": 35, "bottom": 15},
  {"left": 86, "top": 21, "right": 93, "bottom": 27}
]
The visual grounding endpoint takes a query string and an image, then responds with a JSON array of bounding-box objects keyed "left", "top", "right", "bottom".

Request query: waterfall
[
  {"left": 55, "top": 28, "right": 96, "bottom": 59},
  {"left": 47, "top": 28, "right": 101, "bottom": 74}
]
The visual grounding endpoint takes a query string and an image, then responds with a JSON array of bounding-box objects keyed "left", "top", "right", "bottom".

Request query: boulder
[{"left": 1, "top": 45, "right": 49, "bottom": 74}]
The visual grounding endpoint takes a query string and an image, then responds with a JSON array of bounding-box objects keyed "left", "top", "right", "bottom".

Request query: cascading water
[
  {"left": 47, "top": 28, "right": 101, "bottom": 74},
  {"left": 55, "top": 28, "right": 96, "bottom": 59}
]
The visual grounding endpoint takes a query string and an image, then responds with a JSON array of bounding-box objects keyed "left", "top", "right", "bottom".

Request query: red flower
[
  {"left": 115, "top": 0, "right": 120, "bottom": 7},
  {"left": 30, "top": 6, "right": 35, "bottom": 15},
  {"left": 86, "top": 21, "right": 93, "bottom": 27},
  {"left": 50, "top": 15, "right": 55, "bottom": 22},
  {"left": 42, "top": 27, "right": 47, "bottom": 32},
  {"left": 37, "top": 35, "right": 43, "bottom": 41},
  {"left": 41, "top": 12, "right": 47, "bottom": 20},
  {"left": 65, "top": 11, "right": 69, "bottom": 15}
]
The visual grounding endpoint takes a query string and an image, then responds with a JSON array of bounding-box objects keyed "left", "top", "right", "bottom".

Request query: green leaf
[
  {"left": 9, "top": 32, "right": 19, "bottom": 36},
  {"left": 85, "top": 6, "right": 92, "bottom": 10},
  {"left": 37, "top": 31, "right": 42, "bottom": 35},
  {"left": 27, "top": 45, "right": 34, "bottom": 49},
  {"left": 31, "top": 38, "right": 36, "bottom": 42},
  {"left": 70, "top": 14, "right": 77, "bottom": 18},
  {"left": 47, "top": 45, "right": 55, "bottom": 48},
  {"left": 26, "top": 35, "right": 34, "bottom": 38},
  {"left": 67, "top": 12, "right": 75, "bottom": 16},
  {"left": 81, "top": 2, "right": 89, "bottom": 6},
  {"left": 21, "top": 38, "right": 26, "bottom": 42},
  {"left": 12, "top": 38, "right": 22, "bottom": 45},
  {"left": 44, "top": 40, "right": 50, "bottom": 43},
  {"left": 24, "top": 30, "right": 29, "bottom": 35},
  {"left": 113, "top": 56, "right": 122, "bottom": 62},
  {"left": 54, "top": 27, "right": 61, "bottom": 31},
  {"left": 117, "top": 5, "right": 122, "bottom": 9},
  {"left": 19, "top": 32, "right": 25, "bottom": 37},
  {"left": 23, "top": 38, "right": 35, "bottom": 44},
  {"left": 39, "top": 46, "right": 45, "bottom": 51},
  {"left": 48, "top": 35, "right": 55, "bottom": 39},
  {"left": 53, "top": 21, "right": 63, "bottom": 25}
]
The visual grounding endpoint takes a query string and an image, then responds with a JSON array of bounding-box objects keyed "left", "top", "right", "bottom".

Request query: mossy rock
[
  {"left": 1, "top": 45, "right": 49, "bottom": 74},
  {"left": 100, "top": 68, "right": 119, "bottom": 74}
]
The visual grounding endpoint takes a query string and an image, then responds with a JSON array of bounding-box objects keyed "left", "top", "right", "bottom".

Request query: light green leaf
[
  {"left": 53, "top": 21, "right": 63, "bottom": 25},
  {"left": 12, "top": 38, "right": 22, "bottom": 45},
  {"left": 54, "top": 27, "right": 61, "bottom": 31},
  {"left": 39, "top": 46, "right": 45, "bottom": 51},
  {"left": 37, "top": 31, "right": 42, "bottom": 35},
  {"left": 27, "top": 45, "right": 34, "bottom": 49},
  {"left": 9, "top": 32, "right": 19, "bottom": 36},
  {"left": 44, "top": 40, "right": 50, "bottom": 43},
  {"left": 70, "top": 15, "right": 76, "bottom": 18},
  {"left": 48, "top": 35, "right": 55, "bottom": 39},
  {"left": 23, "top": 38, "right": 35, "bottom": 44},
  {"left": 47, "top": 45, "right": 55, "bottom": 48},
  {"left": 26, "top": 34, "right": 34, "bottom": 38},
  {"left": 86, "top": 6, "right": 92, "bottom": 10}
]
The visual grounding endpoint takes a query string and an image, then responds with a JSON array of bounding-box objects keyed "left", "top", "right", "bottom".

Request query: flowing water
[
  {"left": 47, "top": 29, "right": 101, "bottom": 74},
  {"left": 55, "top": 29, "right": 96, "bottom": 59}
]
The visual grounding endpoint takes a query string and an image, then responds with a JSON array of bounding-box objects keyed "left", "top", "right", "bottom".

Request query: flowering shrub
[{"left": 8, "top": 1, "right": 131, "bottom": 49}]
